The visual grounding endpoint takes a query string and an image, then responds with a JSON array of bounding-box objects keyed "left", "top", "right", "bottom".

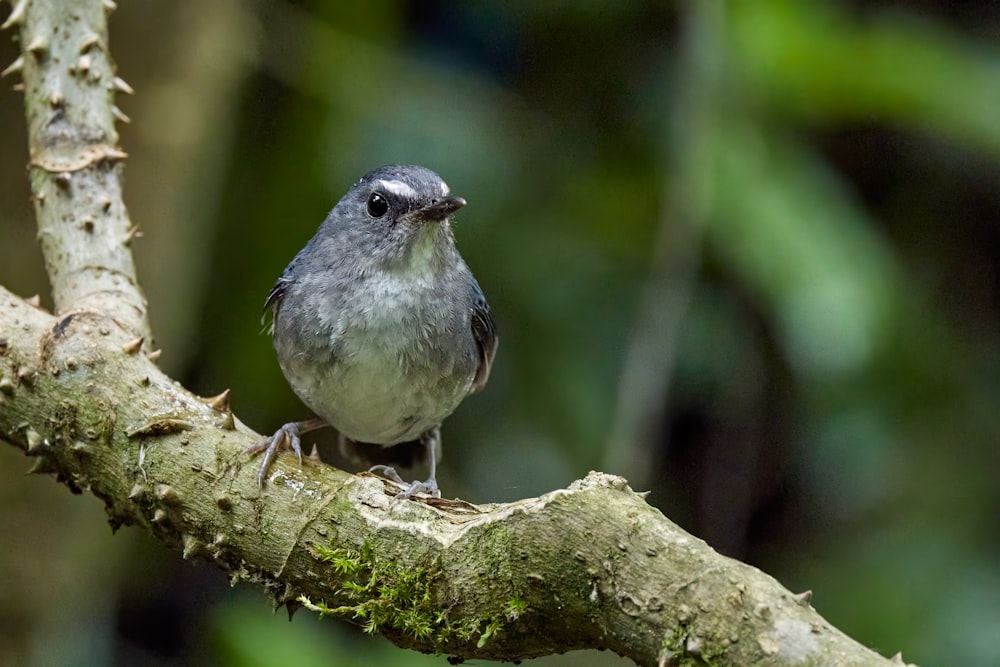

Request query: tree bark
[{"left": 0, "top": 1, "right": 915, "bottom": 665}]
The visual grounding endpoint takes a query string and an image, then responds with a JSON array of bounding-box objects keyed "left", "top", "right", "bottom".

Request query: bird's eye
[{"left": 367, "top": 192, "right": 389, "bottom": 218}]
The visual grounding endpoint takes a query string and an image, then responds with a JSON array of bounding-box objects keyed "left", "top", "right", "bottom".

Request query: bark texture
[
  {"left": 0, "top": 287, "right": 904, "bottom": 665},
  {"left": 9, "top": 0, "right": 150, "bottom": 341}
]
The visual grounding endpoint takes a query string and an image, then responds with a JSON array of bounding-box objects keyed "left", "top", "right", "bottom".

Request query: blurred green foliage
[{"left": 2, "top": 1, "right": 999, "bottom": 665}]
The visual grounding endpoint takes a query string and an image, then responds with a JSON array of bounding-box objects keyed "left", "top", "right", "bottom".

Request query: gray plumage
[{"left": 247, "top": 165, "right": 497, "bottom": 496}]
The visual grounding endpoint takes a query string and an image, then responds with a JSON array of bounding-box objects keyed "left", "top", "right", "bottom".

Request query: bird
[{"left": 245, "top": 165, "right": 497, "bottom": 498}]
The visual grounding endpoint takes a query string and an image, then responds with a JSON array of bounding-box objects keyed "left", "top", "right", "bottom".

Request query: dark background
[{"left": 2, "top": 1, "right": 998, "bottom": 665}]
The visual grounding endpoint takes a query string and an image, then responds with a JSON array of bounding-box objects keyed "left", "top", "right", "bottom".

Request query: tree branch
[
  {"left": 0, "top": 286, "right": 902, "bottom": 665},
  {"left": 0, "top": 1, "right": 915, "bottom": 665},
  {"left": 9, "top": 0, "right": 150, "bottom": 343}
]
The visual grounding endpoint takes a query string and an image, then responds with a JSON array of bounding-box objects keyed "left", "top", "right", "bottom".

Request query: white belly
[
  {"left": 275, "top": 271, "right": 477, "bottom": 445},
  {"left": 292, "top": 343, "right": 471, "bottom": 444}
]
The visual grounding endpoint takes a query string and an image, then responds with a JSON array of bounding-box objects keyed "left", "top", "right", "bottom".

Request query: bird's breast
[{"left": 273, "top": 270, "right": 478, "bottom": 444}]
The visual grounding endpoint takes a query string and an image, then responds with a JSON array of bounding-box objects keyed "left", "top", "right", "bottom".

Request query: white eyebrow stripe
[
  {"left": 377, "top": 179, "right": 418, "bottom": 198},
  {"left": 440, "top": 180, "right": 450, "bottom": 196}
]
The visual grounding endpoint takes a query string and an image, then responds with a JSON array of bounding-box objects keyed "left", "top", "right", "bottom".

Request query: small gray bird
[{"left": 247, "top": 165, "right": 497, "bottom": 497}]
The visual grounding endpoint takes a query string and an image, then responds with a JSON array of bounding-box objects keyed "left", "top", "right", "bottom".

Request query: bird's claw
[
  {"left": 368, "top": 464, "right": 441, "bottom": 499},
  {"left": 245, "top": 423, "right": 305, "bottom": 488}
]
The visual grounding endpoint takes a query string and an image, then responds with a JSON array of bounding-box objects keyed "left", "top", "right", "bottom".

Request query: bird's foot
[
  {"left": 245, "top": 417, "right": 326, "bottom": 488},
  {"left": 368, "top": 464, "right": 441, "bottom": 499}
]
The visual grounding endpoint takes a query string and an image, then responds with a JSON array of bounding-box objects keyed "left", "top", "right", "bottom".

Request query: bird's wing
[
  {"left": 469, "top": 288, "right": 498, "bottom": 394},
  {"left": 261, "top": 276, "right": 291, "bottom": 328}
]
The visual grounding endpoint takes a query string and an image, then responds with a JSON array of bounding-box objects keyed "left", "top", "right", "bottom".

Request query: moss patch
[{"left": 299, "top": 542, "right": 527, "bottom": 654}]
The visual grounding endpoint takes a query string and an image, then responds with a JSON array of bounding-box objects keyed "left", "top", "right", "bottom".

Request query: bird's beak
[{"left": 410, "top": 196, "right": 466, "bottom": 223}]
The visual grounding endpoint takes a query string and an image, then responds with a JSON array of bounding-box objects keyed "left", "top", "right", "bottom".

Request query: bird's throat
[{"left": 400, "top": 221, "right": 451, "bottom": 276}]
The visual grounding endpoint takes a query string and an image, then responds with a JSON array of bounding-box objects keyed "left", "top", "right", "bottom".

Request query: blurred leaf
[
  {"left": 731, "top": 0, "right": 1000, "bottom": 156},
  {"left": 711, "top": 122, "right": 898, "bottom": 379}
]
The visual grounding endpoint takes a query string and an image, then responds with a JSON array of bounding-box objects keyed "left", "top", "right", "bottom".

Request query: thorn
[
  {"left": 209, "top": 533, "right": 226, "bottom": 559},
  {"left": 17, "top": 365, "right": 35, "bottom": 384},
  {"left": 123, "top": 224, "right": 142, "bottom": 246},
  {"left": 122, "top": 336, "right": 143, "bottom": 354},
  {"left": 107, "top": 515, "right": 124, "bottom": 533},
  {"left": 103, "top": 0, "right": 117, "bottom": 13},
  {"left": 26, "top": 35, "right": 48, "bottom": 59},
  {"left": 100, "top": 196, "right": 112, "bottom": 212},
  {"left": 205, "top": 388, "right": 231, "bottom": 412},
  {"left": 79, "top": 34, "right": 100, "bottom": 53},
  {"left": 49, "top": 91, "right": 63, "bottom": 108},
  {"left": 113, "top": 76, "right": 134, "bottom": 95},
  {"left": 71, "top": 440, "right": 92, "bottom": 455},
  {"left": 98, "top": 146, "right": 128, "bottom": 160},
  {"left": 308, "top": 444, "right": 321, "bottom": 462},
  {"left": 151, "top": 508, "right": 168, "bottom": 524},
  {"left": 111, "top": 105, "right": 130, "bottom": 124},
  {"left": 286, "top": 599, "right": 303, "bottom": 621},
  {"left": 891, "top": 653, "right": 904, "bottom": 665},
  {"left": 27, "top": 457, "right": 54, "bottom": 475},
  {"left": 146, "top": 348, "right": 161, "bottom": 363},
  {"left": 25, "top": 294, "right": 41, "bottom": 308},
  {"left": 218, "top": 411, "right": 235, "bottom": 431},
  {"left": 1, "top": 0, "right": 27, "bottom": 30},
  {"left": 182, "top": 534, "right": 200, "bottom": 559},
  {"left": 1, "top": 55, "right": 23, "bottom": 78},
  {"left": 128, "top": 483, "right": 145, "bottom": 501},
  {"left": 75, "top": 54, "right": 91, "bottom": 75},
  {"left": 792, "top": 590, "right": 813, "bottom": 607},
  {"left": 55, "top": 172, "right": 71, "bottom": 189},
  {"left": 271, "top": 584, "right": 298, "bottom": 612},
  {"left": 154, "top": 483, "right": 181, "bottom": 505},
  {"left": 81, "top": 216, "right": 95, "bottom": 232},
  {"left": 0, "top": 376, "right": 14, "bottom": 395},
  {"left": 26, "top": 428, "right": 43, "bottom": 453}
]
